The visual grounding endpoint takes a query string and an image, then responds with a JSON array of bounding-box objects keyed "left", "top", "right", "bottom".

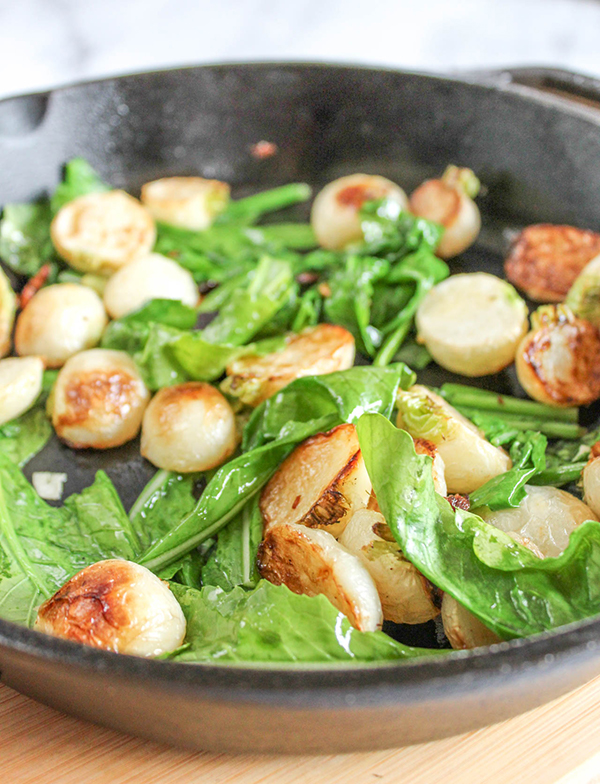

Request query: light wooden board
[{"left": 2, "top": 676, "right": 600, "bottom": 784}]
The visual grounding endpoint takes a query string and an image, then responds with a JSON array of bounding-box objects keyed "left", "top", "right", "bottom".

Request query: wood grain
[{"left": 1, "top": 676, "right": 600, "bottom": 784}]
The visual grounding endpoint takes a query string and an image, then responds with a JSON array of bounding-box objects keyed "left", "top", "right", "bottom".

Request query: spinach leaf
[
  {"left": 101, "top": 300, "right": 197, "bottom": 366},
  {"left": 462, "top": 409, "right": 586, "bottom": 490},
  {"left": 243, "top": 363, "right": 415, "bottom": 451},
  {"left": 359, "top": 199, "right": 443, "bottom": 259},
  {"left": 393, "top": 338, "right": 432, "bottom": 370},
  {"left": 373, "top": 250, "right": 449, "bottom": 366},
  {"left": 128, "top": 470, "right": 201, "bottom": 552},
  {"left": 197, "top": 273, "right": 249, "bottom": 313},
  {"left": 369, "top": 281, "right": 413, "bottom": 330},
  {"left": 469, "top": 431, "right": 547, "bottom": 511},
  {"left": 0, "top": 202, "right": 55, "bottom": 276},
  {"left": 167, "top": 549, "right": 206, "bottom": 590},
  {"left": 50, "top": 158, "right": 110, "bottom": 214},
  {"left": 62, "top": 471, "right": 141, "bottom": 558},
  {"left": 169, "top": 581, "right": 444, "bottom": 663},
  {"left": 323, "top": 256, "right": 389, "bottom": 355},
  {"left": 200, "top": 257, "right": 295, "bottom": 346},
  {"left": 102, "top": 298, "right": 197, "bottom": 341},
  {"left": 101, "top": 300, "right": 196, "bottom": 389},
  {"left": 216, "top": 183, "right": 311, "bottom": 225},
  {"left": 165, "top": 332, "right": 242, "bottom": 382},
  {"left": 131, "top": 323, "right": 188, "bottom": 390},
  {"left": 0, "top": 458, "right": 139, "bottom": 625},
  {"left": 252, "top": 288, "right": 299, "bottom": 340},
  {"left": 103, "top": 297, "right": 287, "bottom": 389},
  {"left": 154, "top": 220, "right": 308, "bottom": 285},
  {"left": 249, "top": 223, "right": 317, "bottom": 250},
  {"left": 201, "top": 496, "right": 263, "bottom": 590},
  {"left": 533, "top": 426, "right": 600, "bottom": 487},
  {"left": 170, "top": 333, "right": 285, "bottom": 383},
  {"left": 101, "top": 318, "right": 152, "bottom": 355},
  {"left": 291, "top": 288, "right": 322, "bottom": 332},
  {"left": 0, "top": 407, "right": 52, "bottom": 467},
  {"left": 294, "top": 248, "right": 341, "bottom": 275},
  {"left": 154, "top": 231, "right": 248, "bottom": 283},
  {"left": 357, "top": 413, "right": 600, "bottom": 640},
  {"left": 156, "top": 222, "right": 258, "bottom": 263},
  {"left": 121, "top": 299, "right": 199, "bottom": 330}
]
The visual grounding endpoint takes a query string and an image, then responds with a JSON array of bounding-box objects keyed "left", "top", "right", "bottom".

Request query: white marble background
[{"left": 1, "top": 0, "right": 600, "bottom": 98}]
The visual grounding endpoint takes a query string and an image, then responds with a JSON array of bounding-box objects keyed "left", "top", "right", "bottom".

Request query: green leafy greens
[
  {"left": 469, "top": 430, "right": 548, "bottom": 511},
  {"left": 358, "top": 413, "right": 600, "bottom": 640},
  {"left": 169, "top": 580, "right": 444, "bottom": 663},
  {"left": 200, "top": 496, "right": 263, "bottom": 591},
  {"left": 291, "top": 200, "right": 448, "bottom": 364},
  {"left": 0, "top": 370, "right": 57, "bottom": 468},
  {"left": 0, "top": 408, "right": 53, "bottom": 467},
  {"left": 128, "top": 469, "right": 201, "bottom": 552},
  {"left": 101, "top": 268, "right": 291, "bottom": 390},
  {"left": 152, "top": 195, "right": 448, "bottom": 371}
]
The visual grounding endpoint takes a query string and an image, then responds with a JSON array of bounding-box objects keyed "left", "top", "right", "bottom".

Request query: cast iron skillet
[{"left": 1, "top": 63, "right": 600, "bottom": 754}]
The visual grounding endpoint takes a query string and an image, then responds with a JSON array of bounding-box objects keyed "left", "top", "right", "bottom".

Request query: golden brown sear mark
[
  {"left": 56, "top": 370, "right": 137, "bottom": 427},
  {"left": 335, "top": 184, "right": 388, "bottom": 209},
  {"left": 505, "top": 224, "right": 600, "bottom": 302},
  {"left": 35, "top": 560, "right": 135, "bottom": 651}
]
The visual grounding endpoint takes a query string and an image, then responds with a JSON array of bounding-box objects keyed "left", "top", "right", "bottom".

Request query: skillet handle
[{"left": 459, "top": 66, "right": 600, "bottom": 113}]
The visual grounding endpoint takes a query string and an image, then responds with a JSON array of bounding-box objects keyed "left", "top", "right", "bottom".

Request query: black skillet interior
[
  {"left": 2, "top": 64, "right": 600, "bottom": 750},
  {"left": 11, "top": 62, "right": 600, "bottom": 651}
]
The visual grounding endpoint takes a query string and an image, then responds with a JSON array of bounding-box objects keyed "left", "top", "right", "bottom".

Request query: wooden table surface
[{"left": 2, "top": 677, "right": 600, "bottom": 784}]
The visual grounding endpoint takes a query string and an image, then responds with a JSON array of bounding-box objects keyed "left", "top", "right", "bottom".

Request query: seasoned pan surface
[{"left": 1, "top": 63, "right": 600, "bottom": 753}]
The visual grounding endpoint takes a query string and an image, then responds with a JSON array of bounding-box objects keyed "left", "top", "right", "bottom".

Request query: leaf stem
[
  {"left": 219, "top": 184, "right": 312, "bottom": 224},
  {"left": 440, "top": 384, "right": 579, "bottom": 423},
  {"left": 456, "top": 406, "right": 585, "bottom": 439},
  {"left": 528, "top": 462, "right": 587, "bottom": 487},
  {"left": 128, "top": 470, "right": 172, "bottom": 522},
  {"left": 373, "top": 319, "right": 412, "bottom": 367},
  {"left": 141, "top": 488, "right": 262, "bottom": 574}
]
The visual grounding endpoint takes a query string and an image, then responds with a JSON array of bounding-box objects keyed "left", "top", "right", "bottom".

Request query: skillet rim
[{"left": 2, "top": 58, "right": 600, "bottom": 125}]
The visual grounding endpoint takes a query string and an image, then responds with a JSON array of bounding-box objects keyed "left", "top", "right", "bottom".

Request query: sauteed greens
[
  {"left": 0, "top": 158, "right": 599, "bottom": 663},
  {"left": 358, "top": 414, "right": 600, "bottom": 640}
]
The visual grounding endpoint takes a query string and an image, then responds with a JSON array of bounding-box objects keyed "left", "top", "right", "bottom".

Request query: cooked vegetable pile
[{"left": 0, "top": 158, "right": 599, "bottom": 663}]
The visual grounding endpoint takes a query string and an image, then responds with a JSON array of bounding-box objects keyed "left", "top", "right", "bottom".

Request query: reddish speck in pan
[{"left": 250, "top": 141, "right": 278, "bottom": 159}]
